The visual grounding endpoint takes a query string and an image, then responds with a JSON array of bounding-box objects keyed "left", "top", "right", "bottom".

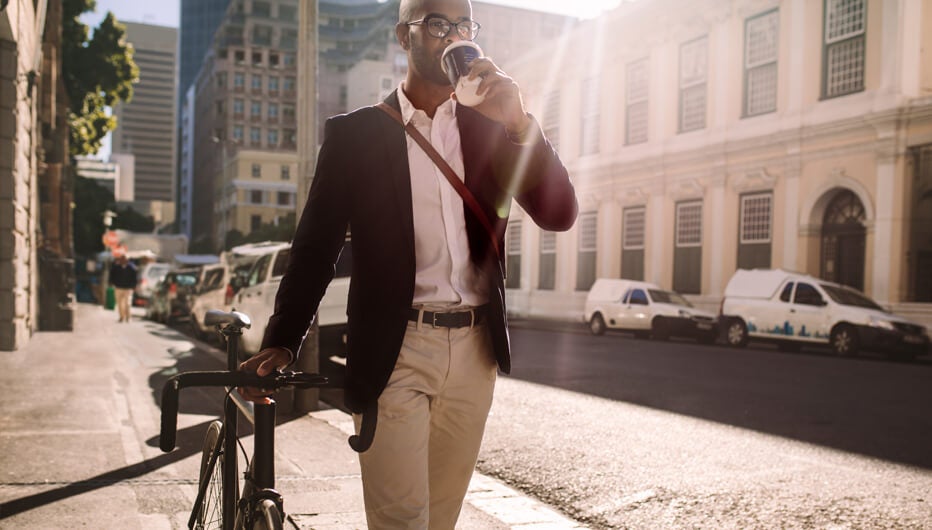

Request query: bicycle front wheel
[
  {"left": 249, "top": 499, "right": 283, "bottom": 530},
  {"left": 196, "top": 421, "right": 227, "bottom": 529}
]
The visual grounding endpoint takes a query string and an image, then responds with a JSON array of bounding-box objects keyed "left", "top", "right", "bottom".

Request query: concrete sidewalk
[{"left": 0, "top": 303, "right": 584, "bottom": 529}]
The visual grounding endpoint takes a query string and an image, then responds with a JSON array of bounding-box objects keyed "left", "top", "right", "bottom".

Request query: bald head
[{"left": 398, "top": 0, "right": 471, "bottom": 23}]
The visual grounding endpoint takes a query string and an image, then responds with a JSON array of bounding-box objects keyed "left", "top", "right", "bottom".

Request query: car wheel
[
  {"left": 725, "top": 319, "right": 749, "bottom": 347},
  {"left": 589, "top": 314, "right": 606, "bottom": 336},
  {"left": 651, "top": 318, "right": 669, "bottom": 341},
  {"left": 830, "top": 325, "right": 859, "bottom": 357}
]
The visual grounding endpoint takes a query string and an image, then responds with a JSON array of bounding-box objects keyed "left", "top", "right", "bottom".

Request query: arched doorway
[{"left": 821, "top": 190, "right": 866, "bottom": 291}]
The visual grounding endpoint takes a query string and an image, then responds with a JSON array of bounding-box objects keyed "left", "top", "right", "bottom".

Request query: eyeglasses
[{"left": 406, "top": 16, "right": 481, "bottom": 41}]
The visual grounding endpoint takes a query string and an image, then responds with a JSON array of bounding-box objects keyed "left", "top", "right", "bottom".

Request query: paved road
[{"left": 473, "top": 327, "right": 932, "bottom": 529}]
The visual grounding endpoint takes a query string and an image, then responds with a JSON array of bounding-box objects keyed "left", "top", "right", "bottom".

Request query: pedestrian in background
[
  {"left": 239, "top": 0, "right": 578, "bottom": 527},
  {"left": 109, "top": 254, "right": 137, "bottom": 322}
]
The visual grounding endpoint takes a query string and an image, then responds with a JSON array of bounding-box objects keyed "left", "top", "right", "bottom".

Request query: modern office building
[
  {"left": 501, "top": 0, "right": 932, "bottom": 327},
  {"left": 179, "top": 0, "right": 233, "bottom": 101},
  {"left": 111, "top": 22, "right": 178, "bottom": 227},
  {"left": 178, "top": 85, "right": 196, "bottom": 239}
]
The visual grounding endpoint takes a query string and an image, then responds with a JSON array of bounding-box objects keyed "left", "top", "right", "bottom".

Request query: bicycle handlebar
[{"left": 159, "top": 370, "right": 329, "bottom": 452}]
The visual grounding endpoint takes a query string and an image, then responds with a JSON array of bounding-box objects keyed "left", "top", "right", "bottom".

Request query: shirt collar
[{"left": 397, "top": 82, "right": 457, "bottom": 125}]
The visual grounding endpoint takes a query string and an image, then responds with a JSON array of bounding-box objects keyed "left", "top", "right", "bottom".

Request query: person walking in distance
[
  {"left": 238, "top": 0, "right": 578, "bottom": 527},
  {"left": 109, "top": 254, "right": 137, "bottom": 322}
]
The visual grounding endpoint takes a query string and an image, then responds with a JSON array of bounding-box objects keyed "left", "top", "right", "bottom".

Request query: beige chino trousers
[
  {"left": 115, "top": 287, "right": 133, "bottom": 322},
  {"left": 355, "top": 315, "right": 498, "bottom": 529}
]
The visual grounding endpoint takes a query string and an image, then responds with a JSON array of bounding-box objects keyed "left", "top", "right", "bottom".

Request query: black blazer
[{"left": 262, "top": 91, "right": 577, "bottom": 413}]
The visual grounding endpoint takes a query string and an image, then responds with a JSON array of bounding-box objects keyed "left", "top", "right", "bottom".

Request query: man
[
  {"left": 109, "top": 254, "right": 137, "bottom": 322},
  {"left": 239, "top": 0, "right": 577, "bottom": 527}
]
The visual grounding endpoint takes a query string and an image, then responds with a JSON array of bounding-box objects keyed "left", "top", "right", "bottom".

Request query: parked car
[
  {"left": 584, "top": 278, "right": 718, "bottom": 342},
  {"left": 146, "top": 269, "right": 200, "bottom": 323},
  {"left": 134, "top": 262, "right": 171, "bottom": 307},
  {"left": 719, "top": 269, "right": 930, "bottom": 359},
  {"left": 188, "top": 262, "right": 232, "bottom": 340},
  {"left": 232, "top": 239, "right": 352, "bottom": 359}
]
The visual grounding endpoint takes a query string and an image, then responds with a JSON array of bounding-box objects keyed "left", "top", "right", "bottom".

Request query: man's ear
[{"left": 395, "top": 23, "right": 409, "bottom": 50}]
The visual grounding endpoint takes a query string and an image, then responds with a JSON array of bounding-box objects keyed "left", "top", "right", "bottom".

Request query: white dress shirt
[{"left": 397, "top": 83, "right": 489, "bottom": 309}]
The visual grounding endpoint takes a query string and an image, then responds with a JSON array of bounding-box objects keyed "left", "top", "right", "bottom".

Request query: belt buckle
[{"left": 431, "top": 312, "right": 441, "bottom": 328}]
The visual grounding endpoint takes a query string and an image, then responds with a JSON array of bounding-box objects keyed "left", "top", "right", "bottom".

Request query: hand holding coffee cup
[{"left": 441, "top": 41, "right": 485, "bottom": 107}]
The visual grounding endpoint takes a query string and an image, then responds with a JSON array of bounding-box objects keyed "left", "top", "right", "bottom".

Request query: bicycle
[{"left": 159, "top": 309, "right": 377, "bottom": 530}]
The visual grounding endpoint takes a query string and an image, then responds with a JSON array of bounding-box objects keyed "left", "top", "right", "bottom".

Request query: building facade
[
  {"left": 501, "top": 0, "right": 932, "bottom": 326},
  {"left": 111, "top": 22, "right": 177, "bottom": 227},
  {"left": 1, "top": 0, "right": 74, "bottom": 349},
  {"left": 179, "top": 0, "right": 233, "bottom": 102},
  {"left": 191, "top": 0, "right": 300, "bottom": 250}
]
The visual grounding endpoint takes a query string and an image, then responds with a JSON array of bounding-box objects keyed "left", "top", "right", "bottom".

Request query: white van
[
  {"left": 232, "top": 240, "right": 351, "bottom": 358},
  {"left": 720, "top": 269, "right": 930, "bottom": 360},
  {"left": 584, "top": 278, "right": 718, "bottom": 342}
]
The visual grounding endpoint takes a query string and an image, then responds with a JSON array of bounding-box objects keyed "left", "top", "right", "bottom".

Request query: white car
[
  {"left": 720, "top": 269, "right": 930, "bottom": 360},
  {"left": 134, "top": 262, "right": 171, "bottom": 307},
  {"left": 233, "top": 240, "right": 351, "bottom": 359},
  {"left": 584, "top": 278, "right": 718, "bottom": 343}
]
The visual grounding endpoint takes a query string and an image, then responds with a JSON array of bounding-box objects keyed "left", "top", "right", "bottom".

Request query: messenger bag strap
[{"left": 376, "top": 101, "right": 501, "bottom": 261}]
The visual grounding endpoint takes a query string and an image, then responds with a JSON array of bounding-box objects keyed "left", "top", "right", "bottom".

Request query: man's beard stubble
[{"left": 410, "top": 41, "right": 453, "bottom": 88}]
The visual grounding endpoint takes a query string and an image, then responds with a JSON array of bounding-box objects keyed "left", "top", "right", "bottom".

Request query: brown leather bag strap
[{"left": 376, "top": 101, "right": 501, "bottom": 260}]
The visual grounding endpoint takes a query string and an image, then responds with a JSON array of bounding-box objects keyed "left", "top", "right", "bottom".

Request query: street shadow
[
  {"left": 0, "top": 420, "right": 212, "bottom": 519},
  {"left": 507, "top": 327, "right": 932, "bottom": 470}
]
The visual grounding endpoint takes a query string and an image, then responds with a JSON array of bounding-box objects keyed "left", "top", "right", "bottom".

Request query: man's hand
[
  {"left": 460, "top": 57, "right": 531, "bottom": 137},
  {"left": 237, "top": 347, "right": 292, "bottom": 404}
]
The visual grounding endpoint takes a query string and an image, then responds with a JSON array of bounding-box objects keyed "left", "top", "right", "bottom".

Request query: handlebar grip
[
  {"left": 160, "top": 377, "right": 181, "bottom": 452},
  {"left": 349, "top": 402, "right": 378, "bottom": 453}
]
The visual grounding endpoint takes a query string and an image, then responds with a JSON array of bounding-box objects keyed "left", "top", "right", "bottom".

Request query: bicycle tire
[{"left": 196, "top": 421, "right": 227, "bottom": 530}]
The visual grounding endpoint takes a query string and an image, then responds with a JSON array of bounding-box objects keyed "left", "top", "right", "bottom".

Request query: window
[
  {"left": 283, "top": 129, "right": 296, "bottom": 146},
  {"left": 506, "top": 220, "right": 522, "bottom": 289},
  {"left": 216, "top": 72, "right": 227, "bottom": 88},
  {"left": 627, "top": 289, "right": 648, "bottom": 305},
  {"left": 794, "top": 283, "right": 824, "bottom": 306},
  {"left": 269, "top": 53, "right": 279, "bottom": 67},
  {"left": 780, "top": 282, "right": 794, "bottom": 302},
  {"left": 674, "top": 201, "right": 703, "bottom": 294},
  {"left": 233, "top": 98, "right": 244, "bottom": 115},
  {"left": 745, "top": 9, "right": 779, "bottom": 116},
  {"left": 252, "top": 51, "right": 263, "bottom": 66},
  {"left": 234, "top": 50, "right": 245, "bottom": 64},
  {"left": 252, "top": 1, "right": 271, "bottom": 17},
  {"left": 232, "top": 125, "right": 244, "bottom": 141},
  {"left": 626, "top": 58, "right": 649, "bottom": 145},
  {"left": 580, "top": 77, "right": 600, "bottom": 156},
  {"left": 267, "top": 129, "right": 279, "bottom": 146},
  {"left": 251, "top": 101, "right": 262, "bottom": 117},
  {"left": 542, "top": 91, "right": 561, "bottom": 152},
  {"left": 282, "top": 103, "right": 295, "bottom": 121},
  {"left": 250, "top": 190, "right": 263, "bottom": 204},
  {"left": 268, "top": 103, "right": 278, "bottom": 118},
  {"left": 252, "top": 25, "right": 273, "bottom": 46},
  {"left": 281, "top": 31, "right": 298, "bottom": 51},
  {"left": 251, "top": 163, "right": 261, "bottom": 178},
  {"left": 737, "top": 192, "right": 772, "bottom": 269},
  {"left": 676, "top": 202, "right": 703, "bottom": 247},
  {"left": 538, "top": 231, "right": 557, "bottom": 290},
  {"left": 283, "top": 77, "right": 296, "bottom": 91},
  {"left": 823, "top": 0, "right": 866, "bottom": 98},
  {"left": 679, "top": 36, "right": 708, "bottom": 132},
  {"left": 576, "top": 211, "right": 597, "bottom": 291},
  {"left": 622, "top": 207, "right": 645, "bottom": 281},
  {"left": 215, "top": 100, "right": 225, "bottom": 115},
  {"left": 251, "top": 74, "right": 263, "bottom": 91},
  {"left": 234, "top": 72, "right": 245, "bottom": 88},
  {"left": 281, "top": 165, "right": 290, "bottom": 180},
  {"left": 251, "top": 215, "right": 262, "bottom": 231},
  {"left": 277, "top": 191, "right": 290, "bottom": 206},
  {"left": 268, "top": 76, "right": 279, "bottom": 92},
  {"left": 250, "top": 127, "right": 261, "bottom": 144},
  {"left": 279, "top": 4, "right": 296, "bottom": 21},
  {"left": 740, "top": 193, "right": 772, "bottom": 244}
]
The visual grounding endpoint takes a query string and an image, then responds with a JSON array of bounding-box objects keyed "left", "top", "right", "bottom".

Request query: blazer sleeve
[
  {"left": 504, "top": 115, "right": 578, "bottom": 232},
  {"left": 260, "top": 116, "right": 351, "bottom": 358}
]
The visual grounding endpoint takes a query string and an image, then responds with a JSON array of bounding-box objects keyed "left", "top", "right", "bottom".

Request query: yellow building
[
  {"left": 213, "top": 149, "right": 299, "bottom": 246},
  {"left": 502, "top": 0, "right": 932, "bottom": 327}
]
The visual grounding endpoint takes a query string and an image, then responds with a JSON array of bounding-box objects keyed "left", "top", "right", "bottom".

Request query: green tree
[
  {"left": 72, "top": 175, "right": 114, "bottom": 255},
  {"left": 63, "top": 0, "right": 138, "bottom": 156}
]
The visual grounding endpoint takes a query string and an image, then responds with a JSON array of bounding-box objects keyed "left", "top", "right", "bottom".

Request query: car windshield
[
  {"left": 820, "top": 283, "right": 884, "bottom": 311},
  {"left": 648, "top": 289, "right": 693, "bottom": 307},
  {"left": 171, "top": 273, "right": 199, "bottom": 287}
]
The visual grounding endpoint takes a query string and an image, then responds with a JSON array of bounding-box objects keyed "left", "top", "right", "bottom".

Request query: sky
[{"left": 81, "top": 0, "right": 624, "bottom": 28}]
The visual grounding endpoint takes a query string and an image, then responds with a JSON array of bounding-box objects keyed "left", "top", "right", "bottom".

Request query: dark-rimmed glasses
[{"left": 406, "top": 16, "right": 481, "bottom": 41}]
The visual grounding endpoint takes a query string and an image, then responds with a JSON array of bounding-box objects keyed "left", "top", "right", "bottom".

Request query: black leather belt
[{"left": 408, "top": 306, "right": 487, "bottom": 328}]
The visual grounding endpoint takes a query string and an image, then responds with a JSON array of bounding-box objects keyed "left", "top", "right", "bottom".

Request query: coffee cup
[{"left": 441, "top": 41, "right": 485, "bottom": 107}]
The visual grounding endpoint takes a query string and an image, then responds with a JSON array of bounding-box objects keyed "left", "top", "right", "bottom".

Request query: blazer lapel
[{"left": 376, "top": 91, "right": 415, "bottom": 259}]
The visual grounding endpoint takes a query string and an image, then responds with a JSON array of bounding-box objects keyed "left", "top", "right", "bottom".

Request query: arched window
[{"left": 821, "top": 190, "right": 866, "bottom": 291}]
